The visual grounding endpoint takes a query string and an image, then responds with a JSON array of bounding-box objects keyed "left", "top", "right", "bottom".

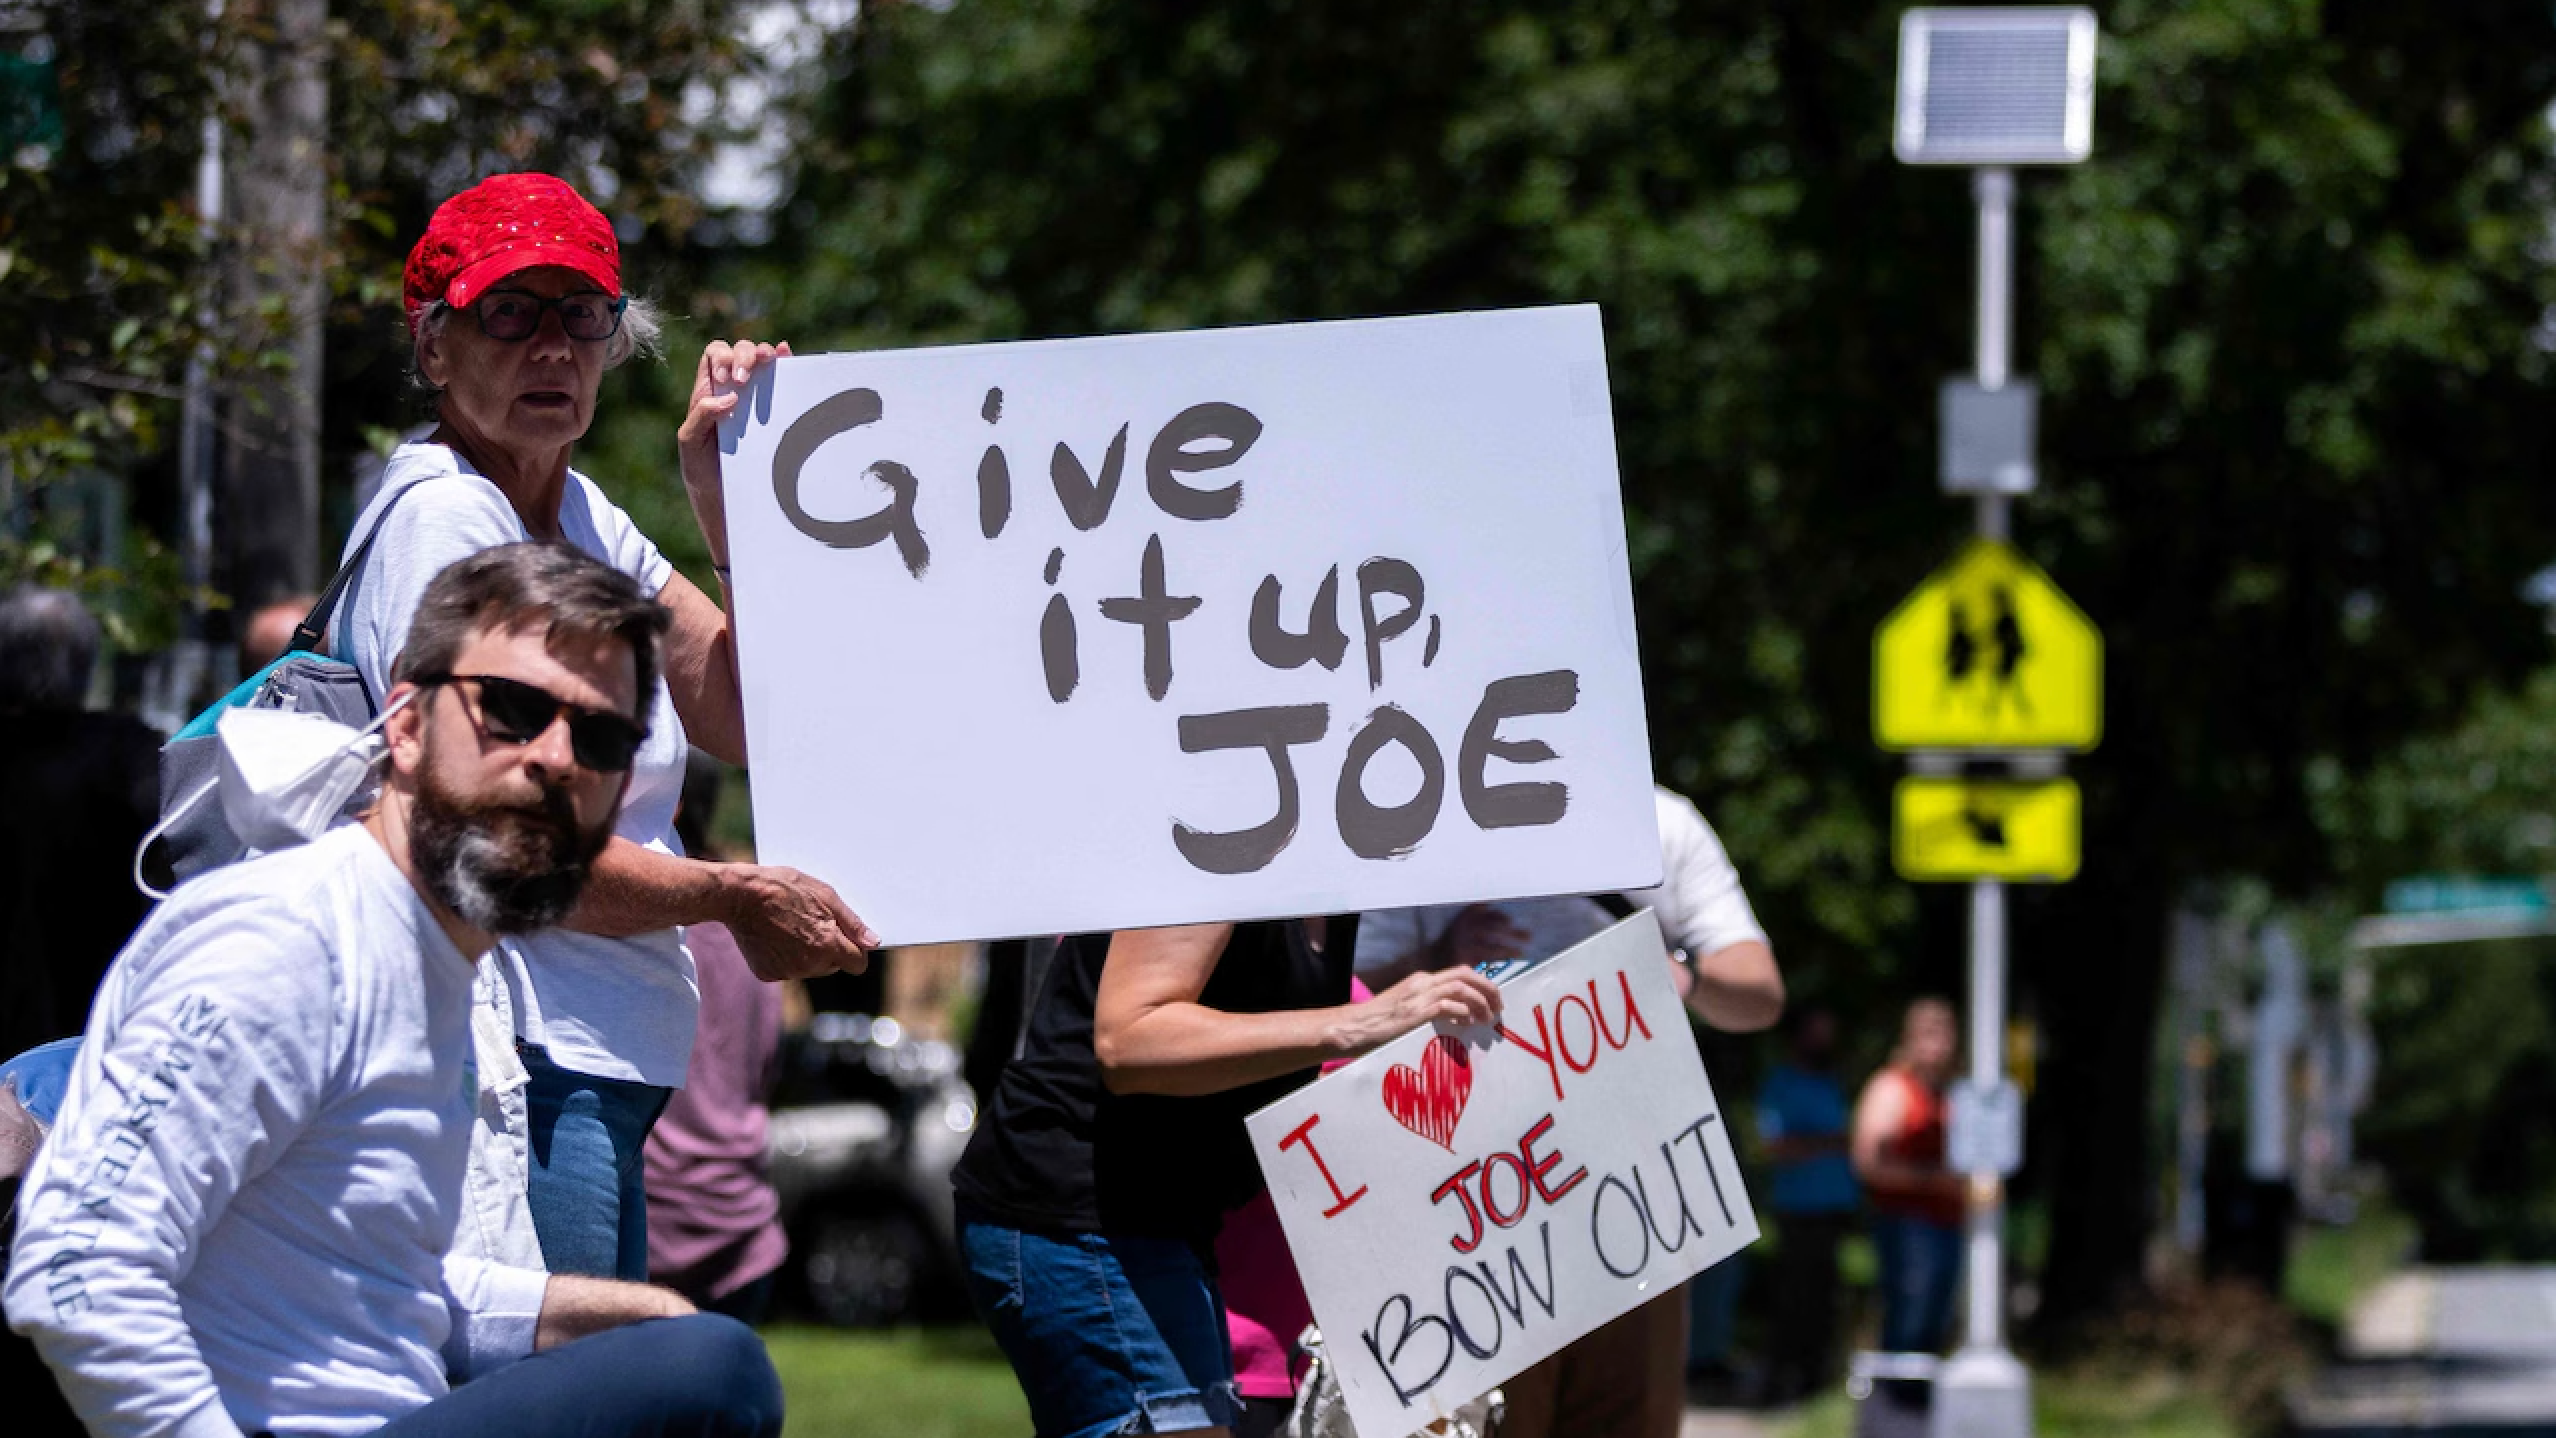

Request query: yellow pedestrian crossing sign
[
  {"left": 1894, "top": 777, "right": 2081, "bottom": 882},
  {"left": 1874, "top": 538, "right": 2101, "bottom": 751}
]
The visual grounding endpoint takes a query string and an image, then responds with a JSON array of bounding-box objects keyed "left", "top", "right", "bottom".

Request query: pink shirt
[
  {"left": 1217, "top": 978, "right": 1373, "bottom": 1398},
  {"left": 642, "top": 922, "right": 788, "bottom": 1300}
]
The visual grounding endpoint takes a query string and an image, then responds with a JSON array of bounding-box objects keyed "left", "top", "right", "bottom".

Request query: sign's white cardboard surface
[
  {"left": 721, "top": 306, "right": 1659, "bottom": 943},
  {"left": 1247, "top": 912, "right": 1758, "bottom": 1438}
]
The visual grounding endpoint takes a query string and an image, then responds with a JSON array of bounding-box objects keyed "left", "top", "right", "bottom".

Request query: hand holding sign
[
  {"left": 715, "top": 861, "right": 877, "bottom": 981},
  {"left": 679, "top": 337, "right": 793, "bottom": 566},
  {"left": 1349, "top": 971, "right": 1504, "bottom": 1070}
]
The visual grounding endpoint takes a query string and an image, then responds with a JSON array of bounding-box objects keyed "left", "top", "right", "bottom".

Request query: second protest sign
[{"left": 1248, "top": 912, "right": 1758, "bottom": 1438}]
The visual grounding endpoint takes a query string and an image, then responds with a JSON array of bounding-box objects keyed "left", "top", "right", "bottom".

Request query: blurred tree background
[
  {"left": 9, "top": 0, "right": 2556, "bottom": 1335},
  {"left": 755, "top": 0, "right": 2556, "bottom": 1332}
]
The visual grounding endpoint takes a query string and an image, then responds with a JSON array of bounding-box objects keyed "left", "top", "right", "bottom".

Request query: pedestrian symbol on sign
[
  {"left": 1943, "top": 587, "right": 2031, "bottom": 721},
  {"left": 1875, "top": 539, "right": 2099, "bottom": 752}
]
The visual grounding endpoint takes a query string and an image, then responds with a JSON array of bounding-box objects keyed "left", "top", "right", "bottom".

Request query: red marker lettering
[
  {"left": 1432, "top": 1160, "right": 1487, "bottom": 1253},
  {"left": 1520, "top": 1113, "right": 1588, "bottom": 1203},
  {"left": 1279, "top": 1114, "right": 1368, "bottom": 1218}
]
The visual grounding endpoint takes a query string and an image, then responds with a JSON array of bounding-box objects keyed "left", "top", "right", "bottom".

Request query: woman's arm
[
  {"left": 1683, "top": 938, "right": 1786, "bottom": 1033},
  {"left": 565, "top": 837, "right": 876, "bottom": 981},
  {"left": 1094, "top": 923, "right": 1503, "bottom": 1098},
  {"left": 657, "top": 338, "right": 785, "bottom": 766},
  {"left": 656, "top": 572, "right": 745, "bottom": 765}
]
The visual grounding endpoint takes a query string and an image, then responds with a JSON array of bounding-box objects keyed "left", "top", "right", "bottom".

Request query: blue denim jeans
[
  {"left": 958, "top": 1216, "right": 1240, "bottom": 1438},
  {"left": 519, "top": 1043, "right": 672, "bottom": 1282},
  {"left": 371, "top": 1314, "right": 781, "bottom": 1438},
  {"left": 1872, "top": 1213, "right": 1964, "bottom": 1353}
]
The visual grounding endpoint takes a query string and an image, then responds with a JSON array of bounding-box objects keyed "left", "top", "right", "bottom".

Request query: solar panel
[{"left": 1895, "top": 8, "right": 2098, "bottom": 165}]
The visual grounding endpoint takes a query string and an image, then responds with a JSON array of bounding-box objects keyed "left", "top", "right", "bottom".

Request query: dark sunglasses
[
  {"left": 470, "top": 290, "right": 627, "bottom": 344},
  {"left": 420, "top": 673, "right": 647, "bottom": 773}
]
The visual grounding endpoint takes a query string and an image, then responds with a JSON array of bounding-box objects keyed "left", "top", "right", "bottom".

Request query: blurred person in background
[
  {"left": 237, "top": 594, "right": 318, "bottom": 674},
  {"left": 1755, "top": 1004, "right": 1858, "bottom": 1404},
  {"left": 0, "top": 586, "right": 157, "bottom": 1065},
  {"left": 333, "top": 171, "right": 876, "bottom": 1281},
  {"left": 643, "top": 752, "right": 789, "bottom": 1321},
  {"left": 1852, "top": 998, "right": 1966, "bottom": 1354}
]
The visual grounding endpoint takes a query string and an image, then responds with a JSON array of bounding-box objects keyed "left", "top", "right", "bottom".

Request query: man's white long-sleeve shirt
[{"left": 4, "top": 826, "right": 544, "bottom": 1438}]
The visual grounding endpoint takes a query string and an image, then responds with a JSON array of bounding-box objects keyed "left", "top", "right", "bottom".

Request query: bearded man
[{"left": 4, "top": 543, "right": 783, "bottom": 1438}]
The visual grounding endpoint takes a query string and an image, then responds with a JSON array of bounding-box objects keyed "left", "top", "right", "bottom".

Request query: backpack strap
[{"left": 285, "top": 480, "right": 418, "bottom": 657}]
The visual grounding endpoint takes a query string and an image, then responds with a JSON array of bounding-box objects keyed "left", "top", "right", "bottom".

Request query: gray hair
[
  {"left": 0, "top": 586, "right": 101, "bottom": 713},
  {"left": 393, "top": 542, "right": 670, "bottom": 723},
  {"left": 408, "top": 294, "right": 667, "bottom": 395}
]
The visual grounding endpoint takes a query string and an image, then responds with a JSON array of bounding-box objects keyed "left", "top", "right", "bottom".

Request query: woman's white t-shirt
[{"left": 334, "top": 442, "right": 697, "bottom": 1087}]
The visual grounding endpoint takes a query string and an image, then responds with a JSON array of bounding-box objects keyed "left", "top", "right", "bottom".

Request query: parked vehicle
[{"left": 766, "top": 1011, "right": 977, "bottom": 1327}]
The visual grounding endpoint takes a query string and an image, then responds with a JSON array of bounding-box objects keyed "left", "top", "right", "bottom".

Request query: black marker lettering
[
  {"left": 1590, "top": 1171, "right": 1652, "bottom": 1279},
  {"left": 1633, "top": 1154, "right": 1705, "bottom": 1253},
  {"left": 1443, "top": 1265, "right": 1503, "bottom": 1360},
  {"left": 1336, "top": 704, "right": 1445, "bottom": 860},
  {"left": 1671, "top": 1113, "right": 1737, "bottom": 1227},
  {"left": 1040, "top": 596, "right": 1078, "bottom": 703},
  {"left": 977, "top": 447, "right": 1011, "bottom": 539},
  {"left": 1362, "top": 1293, "right": 1455, "bottom": 1407},
  {"left": 977, "top": 387, "right": 1010, "bottom": 539},
  {"left": 1460, "top": 670, "right": 1580, "bottom": 829},
  {"left": 1356, "top": 557, "right": 1426, "bottom": 691},
  {"left": 771, "top": 388, "right": 930, "bottom": 577},
  {"left": 1249, "top": 568, "right": 1349, "bottom": 672},
  {"left": 1476, "top": 1223, "right": 1559, "bottom": 1326},
  {"left": 1097, "top": 534, "right": 1203, "bottom": 701},
  {"left": 1050, "top": 423, "right": 1130, "bottom": 531},
  {"left": 1146, "top": 401, "right": 1262, "bottom": 521},
  {"left": 1171, "top": 704, "right": 1330, "bottom": 874}
]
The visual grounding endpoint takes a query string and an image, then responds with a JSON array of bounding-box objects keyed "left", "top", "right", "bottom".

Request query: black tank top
[{"left": 951, "top": 917, "right": 1357, "bottom": 1242}]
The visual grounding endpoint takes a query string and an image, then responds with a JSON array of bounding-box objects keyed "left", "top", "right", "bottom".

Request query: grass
[
  {"left": 1777, "top": 1365, "right": 2243, "bottom": 1438},
  {"left": 764, "top": 1325, "right": 1029, "bottom": 1438},
  {"left": 2285, "top": 1201, "right": 2417, "bottom": 1331}
]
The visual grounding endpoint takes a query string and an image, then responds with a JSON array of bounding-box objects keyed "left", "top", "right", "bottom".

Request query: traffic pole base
[{"left": 1930, "top": 1344, "right": 2032, "bottom": 1438}]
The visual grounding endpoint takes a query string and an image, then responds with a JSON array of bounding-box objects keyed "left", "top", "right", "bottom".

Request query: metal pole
[
  {"left": 1928, "top": 163, "right": 2034, "bottom": 1438},
  {"left": 1974, "top": 167, "right": 2015, "bottom": 391},
  {"left": 1972, "top": 165, "right": 2016, "bottom": 544},
  {"left": 1965, "top": 878, "right": 2007, "bottom": 1351}
]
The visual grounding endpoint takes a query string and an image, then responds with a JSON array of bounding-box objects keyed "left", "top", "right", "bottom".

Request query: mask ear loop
[{"left": 131, "top": 689, "right": 418, "bottom": 903}]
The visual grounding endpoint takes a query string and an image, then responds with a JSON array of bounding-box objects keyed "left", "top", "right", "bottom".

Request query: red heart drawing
[{"left": 1382, "top": 1034, "right": 1474, "bottom": 1152}]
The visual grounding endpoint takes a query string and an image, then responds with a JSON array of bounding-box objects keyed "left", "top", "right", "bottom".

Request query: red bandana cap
[{"left": 404, "top": 173, "right": 621, "bottom": 334}]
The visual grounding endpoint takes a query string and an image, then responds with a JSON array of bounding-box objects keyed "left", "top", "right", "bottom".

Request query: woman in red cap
[{"left": 329, "top": 172, "right": 877, "bottom": 1284}]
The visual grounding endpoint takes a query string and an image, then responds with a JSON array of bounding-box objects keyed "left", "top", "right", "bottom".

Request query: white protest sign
[
  {"left": 721, "top": 306, "right": 1658, "bottom": 943},
  {"left": 1247, "top": 912, "right": 1757, "bottom": 1438}
]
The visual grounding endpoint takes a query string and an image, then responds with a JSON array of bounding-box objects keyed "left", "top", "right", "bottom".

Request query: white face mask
[{"left": 214, "top": 703, "right": 395, "bottom": 853}]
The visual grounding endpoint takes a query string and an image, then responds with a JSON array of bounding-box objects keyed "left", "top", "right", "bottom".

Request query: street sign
[
  {"left": 1948, "top": 1078, "right": 2025, "bottom": 1177},
  {"left": 1893, "top": 776, "right": 2080, "bottom": 882},
  {"left": 1875, "top": 538, "right": 2101, "bottom": 751},
  {"left": 2382, "top": 876, "right": 2548, "bottom": 918}
]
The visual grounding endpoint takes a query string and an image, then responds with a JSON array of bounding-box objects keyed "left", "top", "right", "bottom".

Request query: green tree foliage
[
  {"left": 762, "top": 0, "right": 2556, "bottom": 1326},
  {"left": 2314, "top": 668, "right": 2556, "bottom": 1258},
  {"left": 0, "top": 0, "right": 221, "bottom": 645},
  {"left": 2, "top": 0, "right": 766, "bottom": 648}
]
